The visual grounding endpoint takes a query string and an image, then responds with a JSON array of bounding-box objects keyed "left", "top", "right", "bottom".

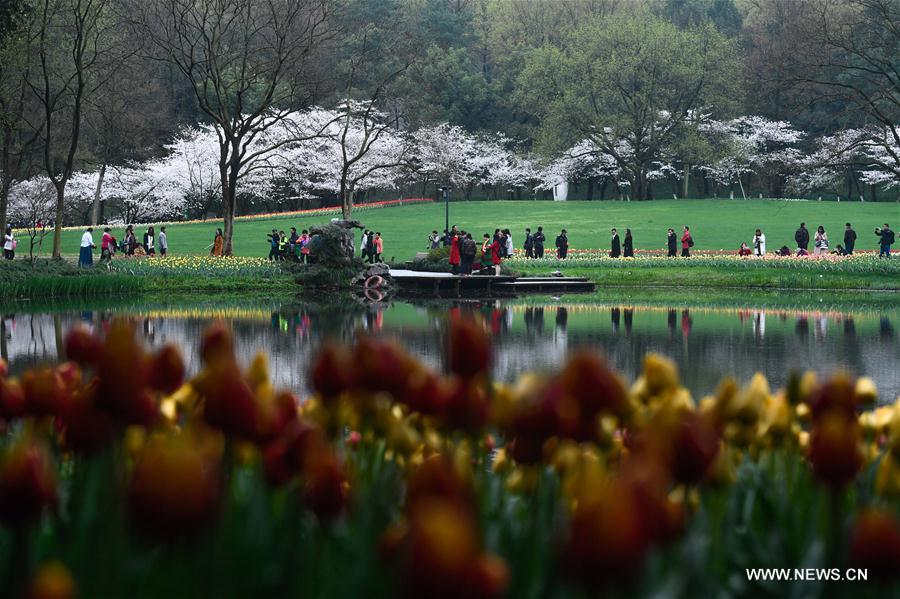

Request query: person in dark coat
[
  {"left": 533, "top": 227, "right": 546, "bottom": 258},
  {"left": 876, "top": 223, "right": 894, "bottom": 257},
  {"left": 523, "top": 228, "right": 534, "bottom": 258},
  {"left": 555, "top": 229, "right": 568, "bottom": 259},
  {"left": 795, "top": 222, "right": 810, "bottom": 252},
  {"left": 666, "top": 228, "right": 677, "bottom": 257},
  {"left": 623, "top": 228, "right": 634, "bottom": 257},
  {"left": 843, "top": 222, "right": 857, "bottom": 254},
  {"left": 610, "top": 228, "right": 621, "bottom": 258}
]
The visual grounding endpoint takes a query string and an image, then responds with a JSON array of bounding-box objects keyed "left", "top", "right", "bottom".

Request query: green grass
[{"left": 51, "top": 199, "right": 900, "bottom": 262}]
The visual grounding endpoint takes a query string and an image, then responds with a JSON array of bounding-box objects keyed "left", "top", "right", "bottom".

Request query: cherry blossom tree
[{"left": 8, "top": 176, "right": 55, "bottom": 262}]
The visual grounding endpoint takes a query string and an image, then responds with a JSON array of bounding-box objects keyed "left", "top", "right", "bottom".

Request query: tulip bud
[
  {"left": 849, "top": 509, "right": 900, "bottom": 580},
  {"left": 304, "top": 453, "right": 348, "bottom": 522},
  {"left": 148, "top": 345, "right": 185, "bottom": 394},
  {"left": 63, "top": 326, "right": 102, "bottom": 366},
  {"left": 21, "top": 368, "right": 70, "bottom": 417},
  {"left": 200, "top": 322, "right": 235, "bottom": 366},
  {"left": 0, "top": 439, "right": 57, "bottom": 529},
  {"left": 58, "top": 385, "right": 117, "bottom": 454},
  {"left": 27, "top": 560, "right": 76, "bottom": 599},
  {"left": 310, "top": 343, "right": 355, "bottom": 401},
  {"left": 668, "top": 412, "right": 720, "bottom": 485},
  {"left": 808, "top": 375, "right": 858, "bottom": 421},
  {"left": 95, "top": 321, "right": 151, "bottom": 422},
  {"left": 448, "top": 319, "right": 490, "bottom": 379},
  {"left": 0, "top": 378, "right": 26, "bottom": 421},
  {"left": 808, "top": 409, "right": 862, "bottom": 489},
  {"left": 128, "top": 433, "right": 221, "bottom": 538},
  {"left": 561, "top": 351, "right": 628, "bottom": 417}
]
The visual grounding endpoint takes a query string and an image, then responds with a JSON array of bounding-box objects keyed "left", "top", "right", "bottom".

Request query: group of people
[
  {"left": 78, "top": 225, "right": 168, "bottom": 267},
  {"left": 266, "top": 227, "right": 312, "bottom": 263},
  {"left": 739, "top": 222, "right": 895, "bottom": 257},
  {"left": 359, "top": 229, "right": 385, "bottom": 264}
]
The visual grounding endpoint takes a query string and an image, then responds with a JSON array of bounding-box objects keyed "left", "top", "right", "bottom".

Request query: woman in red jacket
[
  {"left": 681, "top": 226, "right": 693, "bottom": 257},
  {"left": 448, "top": 227, "right": 461, "bottom": 274},
  {"left": 490, "top": 235, "right": 501, "bottom": 275}
]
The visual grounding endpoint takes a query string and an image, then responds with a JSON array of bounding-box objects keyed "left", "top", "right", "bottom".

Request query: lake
[{"left": 3, "top": 290, "right": 899, "bottom": 402}]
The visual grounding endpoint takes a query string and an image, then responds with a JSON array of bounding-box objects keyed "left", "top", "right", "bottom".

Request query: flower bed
[{"left": 1, "top": 319, "right": 900, "bottom": 596}]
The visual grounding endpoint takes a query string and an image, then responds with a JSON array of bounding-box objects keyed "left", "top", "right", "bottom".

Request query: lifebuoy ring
[
  {"left": 363, "top": 275, "right": 384, "bottom": 289},
  {"left": 364, "top": 287, "right": 385, "bottom": 302}
]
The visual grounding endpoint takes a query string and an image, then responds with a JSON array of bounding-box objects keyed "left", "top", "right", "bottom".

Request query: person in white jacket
[
  {"left": 3, "top": 226, "right": 14, "bottom": 260},
  {"left": 753, "top": 229, "right": 766, "bottom": 256}
]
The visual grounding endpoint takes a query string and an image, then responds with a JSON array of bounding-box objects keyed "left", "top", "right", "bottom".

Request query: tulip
[
  {"left": 0, "top": 377, "right": 26, "bottom": 421},
  {"left": 447, "top": 318, "right": 490, "bottom": 379},
  {"left": 667, "top": 412, "right": 720, "bottom": 485},
  {"left": 27, "top": 561, "right": 77, "bottom": 599},
  {"left": 304, "top": 452, "right": 348, "bottom": 522},
  {"left": 95, "top": 321, "right": 153, "bottom": 423},
  {"left": 808, "top": 409, "right": 862, "bottom": 489},
  {"left": 148, "top": 345, "right": 185, "bottom": 394},
  {"left": 58, "top": 384, "right": 117, "bottom": 454},
  {"left": 195, "top": 364, "right": 260, "bottom": 441},
  {"left": 310, "top": 343, "right": 355, "bottom": 401},
  {"left": 0, "top": 439, "right": 57, "bottom": 529},
  {"left": 354, "top": 337, "right": 411, "bottom": 397},
  {"left": 561, "top": 351, "right": 628, "bottom": 417},
  {"left": 128, "top": 432, "right": 221, "bottom": 538},
  {"left": 21, "top": 367, "right": 70, "bottom": 417},
  {"left": 199, "top": 321, "right": 235, "bottom": 366},
  {"left": 808, "top": 375, "right": 858, "bottom": 421},
  {"left": 63, "top": 326, "right": 102, "bottom": 366},
  {"left": 849, "top": 508, "right": 900, "bottom": 580}
]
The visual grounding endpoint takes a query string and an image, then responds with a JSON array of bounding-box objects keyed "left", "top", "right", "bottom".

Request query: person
[
  {"left": 100, "top": 227, "right": 116, "bottom": 263},
  {"left": 504, "top": 229, "right": 513, "bottom": 258},
  {"left": 267, "top": 228, "right": 280, "bottom": 260},
  {"left": 124, "top": 225, "right": 137, "bottom": 255},
  {"left": 555, "top": 229, "right": 568, "bottom": 259},
  {"left": 533, "top": 226, "right": 546, "bottom": 259},
  {"left": 288, "top": 227, "right": 299, "bottom": 257},
  {"left": 776, "top": 246, "right": 792, "bottom": 257},
  {"left": 753, "top": 229, "right": 766, "bottom": 256},
  {"left": 666, "top": 228, "right": 677, "bottom": 257},
  {"left": 373, "top": 232, "right": 383, "bottom": 262},
  {"left": 143, "top": 226, "right": 156, "bottom": 256},
  {"left": 610, "top": 228, "right": 621, "bottom": 258},
  {"left": 681, "top": 226, "right": 693, "bottom": 257},
  {"left": 299, "top": 230, "right": 311, "bottom": 263},
  {"left": 832, "top": 244, "right": 846, "bottom": 256},
  {"left": 461, "top": 233, "right": 476, "bottom": 275},
  {"left": 211, "top": 228, "right": 224, "bottom": 256},
  {"left": 79, "top": 227, "right": 95, "bottom": 267},
  {"left": 449, "top": 227, "right": 461, "bottom": 274},
  {"left": 3, "top": 226, "right": 14, "bottom": 260},
  {"left": 365, "top": 230, "right": 375, "bottom": 264},
  {"left": 158, "top": 226, "right": 168, "bottom": 256},
  {"left": 277, "top": 230, "right": 288, "bottom": 260},
  {"left": 480, "top": 234, "right": 493, "bottom": 273},
  {"left": 489, "top": 233, "right": 501, "bottom": 275},
  {"left": 523, "top": 228, "right": 534, "bottom": 258},
  {"left": 442, "top": 229, "right": 451, "bottom": 247},
  {"left": 739, "top": 242, "right": 752, "bottom": 256},
  {"left": 844, "top": 223, "right": 856, "bottom": 255},
  {"left": 814, "top": 225, "right": 828, "bottom": 256},
  {"left": 623, "top": 228, "right": 634, "bottom": 258},
  {"left": 875, "top": 223, "right": 894, "bottom": 257},
  {"left": 428, "top": 230, "right": 440, "bottom": 250},
  {"left": 795, "top": 222, "right": 810, "bottom": 252},
  {"left": 359, "top": 229, "right": 370, "bottom": 259}
]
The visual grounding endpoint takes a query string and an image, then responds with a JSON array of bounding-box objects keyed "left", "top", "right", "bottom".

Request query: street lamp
[{"left": 439, "top": 186, "right": 450, "bottom": 234}]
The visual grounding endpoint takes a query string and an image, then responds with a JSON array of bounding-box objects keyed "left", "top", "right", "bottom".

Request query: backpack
[
  {"left": 688, "top": 237, "right": 694, "bottom": 247},
  {"left": 890, "top": 230, "right": 896, "bottom": 244}
]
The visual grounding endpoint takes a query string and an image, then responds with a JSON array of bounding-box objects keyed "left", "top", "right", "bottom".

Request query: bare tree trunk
[
  {"left": 682, "top": 164, "right": 690, "bottom": 199},
  {"left": 51, "top": 184, "right": 65, "bottom": 259},
  {"left": 90, "top": 163, "right": 106, "bottom": 225},
  {"left": 0, "top": 177, "right": 11, "bottom": 237}
]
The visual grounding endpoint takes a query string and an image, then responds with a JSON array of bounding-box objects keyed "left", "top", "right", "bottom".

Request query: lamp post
[{"left": 440, "top": 186, "right": 450, "bottom": 234}]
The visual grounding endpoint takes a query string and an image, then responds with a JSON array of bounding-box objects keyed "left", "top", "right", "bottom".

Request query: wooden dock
[{"left": 389, "top": 269, "right": 595, "bottom": 296}]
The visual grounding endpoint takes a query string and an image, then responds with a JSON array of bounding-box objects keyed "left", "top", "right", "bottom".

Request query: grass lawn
[{"left": 53, "top": 199, "right": 900, "bottom": 263}]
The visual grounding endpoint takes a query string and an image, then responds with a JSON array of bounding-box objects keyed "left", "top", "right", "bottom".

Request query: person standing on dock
[
  {"left": 555, "top": 229, "right": 568, "bottom": 259},
  {"left": 79, "top": 227, "right": 96, "bottom": 267},
  {"left": 843, "top": 223, "right": 856, "bottom": 255},
  {"left": 449, "top": 228, "right": 461, "bottom": 274},
  {"left": 610, "top": 228, "right": 621, "bottom": 258},
  {"left": 623, "top": 229, "right": 634, "bottom": 257},
  {"left": 681, "top": 226, "right": 693, "bottom": 257},
  {"left": 504, "top": 229, "right": 513, "bottom": 258},
  {"left": 534, "top": 227, "right": 546, "bottom": 258},
  {"left": 461, "top": 233, "right": 476, "bottom": 275},
  {"left": 523, "top": 228, "right": 534, "bottom": 258},
  {"left": 667, "top": 228, "right": 677, "bottom": 257},
  {"left": 795, "top": 222, "right": 810, "bottom": 252}
]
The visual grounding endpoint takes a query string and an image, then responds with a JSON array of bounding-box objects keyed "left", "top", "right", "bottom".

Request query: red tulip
[
  {"left": 808, "top": 375, "right": 858, "bottom": 421},
  {"left": 95, "top": 321, "right": 152, "bottom": 422},
  {"left": 148, "top": 345, "right": 185, "bottom": 394},
  {"left": 0, "top": 378, "right": 26, "bottom": 421},
  {"left": 849, "top": 508, "right": 900, "bottom": 580},
  {"left": 808, "top": 409, "right": 862, "bottom": 489},
  {"left": 310, "top": 343, "right": 355, "bottom": 401},
  {"left": 561, "top": 351, "right": 628, "bottom": 417},
  {"left": 195, "top": 365, "right": 260, "bottom": 440},
  {"left": 667, "top": 412, "right": 720, "bottom": 485},
  {"left": 448, "top": 319, "right": 490, "bottom": 379},
  {"left": 304, "top": 453, "right": 348, "bottom": 522},
  {"left": 21, "top": 367, "right": 70, "bottom": 417},
  {"left": 63, "top": 326, "right": 102, "bottom": 366},
  {"left": 0, "top": 439, "right": 57, "bottom": 529},
  {"left": 199, "top": 321, "right": 235, "bottom": 366},
  {"left": 57, "top": 384, "right": 117, "bottom": 454}
]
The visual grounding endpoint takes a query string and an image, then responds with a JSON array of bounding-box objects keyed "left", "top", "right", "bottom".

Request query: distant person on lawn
[
  {"left": 610, "top": 228, "right": 621, "bottom": 258},
  {"left": 428, "top": 230, "right": 440, "bottom": 250},
  {"left": 876, "top": 223, "right": 894, "bottom": 257},
  {"left": 814, "top": 225, "right": 829, "bottom": 256},
  {"left": 555, "top": 229, "right": 568, "bottom": 259},
  {"left": 3, "top": 226, "right": 14, "bottom": 260},
  {"left": 523, "top": 228, "right": 534, "bottom": 258},
  {"left": 843, "top": 223, "right": 856, "bottom": 255},
  {"left": 158, "top": 226, "right": 168, "bottom": 256},
  {"left": 533, "top": 226, "right": 546, "bottom": 258},
  {"left": 211, "top": 228, "right": 224, "bottom": 256},
  {"left": 359, "top": 229, "right": 369, "bottom": 258},
  {"left": 681, "top": 226, "right": 693, "bottom": 257},
  {"left": 100, "top": 227, "right": 116, "bottom": 263},
  {"left": 795, "top": 222, "right": 810, "bottom": 252},
  {"left": 79, "top": 227, "right": 96, "bottom": 267},
  {"left": 143, "top": 226, "right": 156, "bottom": 256},
  {"left": 373, "top": 232, "right": 383, "bottom": 262},
  {"left": 623, "top": 228, "right": 634, "bottom": 257},
  {"left": 753, "top": 229, "right": 766, "bottom": 256},
  {"left": 739, "top": 242, "right": 752, "bottom": 256},
  {"left": 666, "top": 228, "right": 677, "bottom": 257},
  {"left": 504, "top": 229, "right": 513, "bottom": 258}
]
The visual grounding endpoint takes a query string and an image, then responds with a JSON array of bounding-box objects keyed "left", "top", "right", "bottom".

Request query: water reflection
[{"left": 2, "top": 298, "right": 899, "bottom": 402}]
